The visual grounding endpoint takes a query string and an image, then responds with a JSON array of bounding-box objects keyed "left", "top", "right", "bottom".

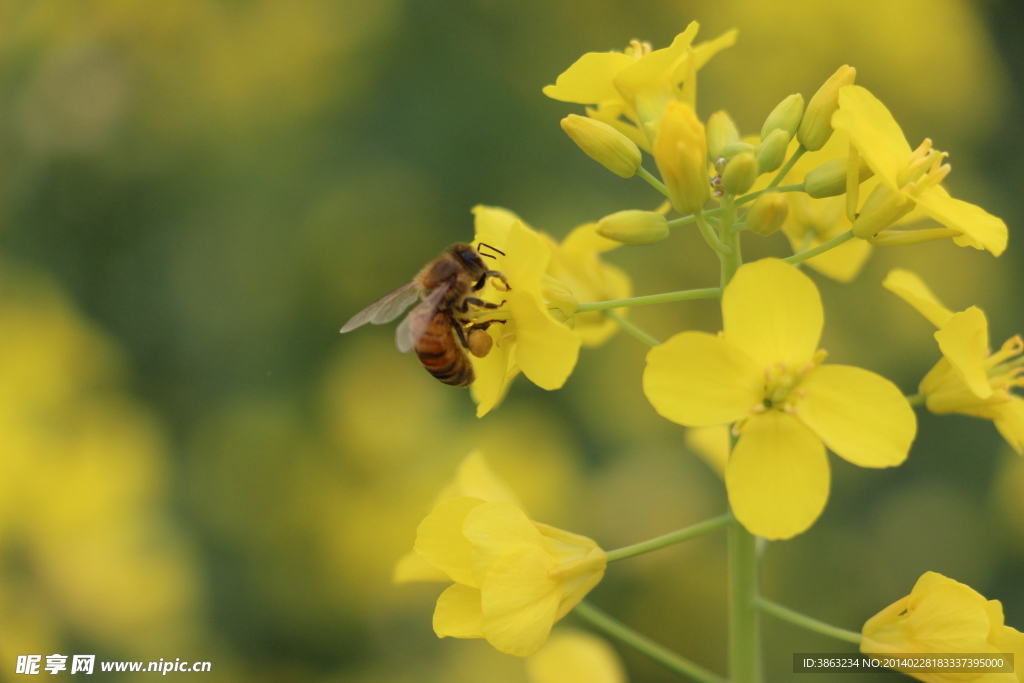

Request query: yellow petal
[
  {"left": 726, "top": 411, "right": 829, "bottom": 540},
  {"left": 692, "top": 29, "right": 738, "bottom": 70},
  {"left": 394, "top": 550, "right": 451, "bottom": 583},
  {"left": 510, "top": 290, "right": 580, "bottom": 390},
  {"left": 614, "top": 24, "right": 699, "bottom": 102},
  {"left": 832, "top": 85, "right": 912, "bottom": 189},
  {"left": 995, "top": 624, "right": 1024, "bottom": 672},
  {"left": 464, "top": 502, "right": 546, "bottom": 584},
  {"left": 526, "top": 629, "right": 627, "bottom": 683},
  {"left": 433, "top": 584, "right": 485, "bottom": 638},
  {"left": 993, "top": 400, "right": 1024, "bottom": 456},
  {"left": 722, "top": 258, "right": 823, "bottom": 371},
  {"left": 436, "top": 450, "right": 524, "bottom": 507},
  {"left": 934, "top": 307, "right": 992, "bottom": 399},
  {"left": 802, "top": 234, "right": 872, "bottom": 283},
  {"left": 541, "top": 52, "right": 636, "bottom": 104},
  {"left": 643, "top": 332, "right": 764, "bottom": 427},
  {"left": 797, "top": 365, "right": 916, "bottom": 468},
  {"left": 914, "top": 186, "right": 1008, "bottom": 257},
  {"left": 470, "top": 336, "right": 514, "bottom": 418},
  {"left": 882, "top": 268, "right": 955, "bottom": 328},
  {"left": 472, "top": 205, "right": 525, "bottom": 250},
  {"left": 480, "top": 547, "right": 561, "bottom": 657},
  {"left": 415, "top": 497, "right": 486, "bottom": 587},
  {"left": 560, "top": 222, "right": 621, "bottom": 256}
]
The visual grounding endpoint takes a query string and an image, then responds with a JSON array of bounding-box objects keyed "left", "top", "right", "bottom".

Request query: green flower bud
[
  {"left": 720, "top": 141, "right": 757, "bottom": 159},
  {"left": 706, "top": 111, "right": 740, "bottom": 163},
  {"left": 755, "top": 129, "right": 790, "bottom": 174},
  {"left": 797, "top": 65, "right": 856, "bottom": 152},
  {"left": 721, "top": 153, "right": 759, "bottom": 196},
  {"left": 804, "top": 156, "right": 874, "bottom": 198},
  {"left": 744, "top": 194, "right": 789, "bottom": 236},
  {"left": 597, "top": 210, "right": 670, "bottom": 245},
  {"left": 561, "top": 114, "right": 642, "bottom": 178},
  {"left": 760, "top": 93, "right": 805, "bottom": 140}
]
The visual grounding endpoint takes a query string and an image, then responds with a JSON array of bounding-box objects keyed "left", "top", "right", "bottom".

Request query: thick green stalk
[
  {"left": 606, "top": 514, "right": 732, "bottom": 562},
  {"left": 729, "top": 521, "right": 762, "bottom": 683},
  {"left": 573, "top": 602, "right": 727, "bottom": 683}
]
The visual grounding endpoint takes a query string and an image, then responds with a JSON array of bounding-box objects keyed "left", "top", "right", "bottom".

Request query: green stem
[
  {"left": 575, "top": 288, "right": 721, "bottom": 313},
  {"left": 906, "top": 392, "right": 926, "bottom": 406},
  {"left": 767, "top": 146, "right": 806, "bottom": 189},
  {"left": 695, "top": 211, "right": 732, "bottom": 255},
  {"left": 717, "top": 196, "right": 742, "bottom": 289},
  {"left": 637, "top": 166, "right": 669, "bottom": 197},
  {"left": 783, "top": 230, "right": 855, "bottom": 265},
  {"left": 736, "top": 183, "right": 806, "bottom": 207},
  {"left": 667, "top": 207, "right": 721, "bottom": 228},
  {"left": 606, "top": 310, "right": 660, "bottom": 347},
  {"left": 606, "top": 514, "right": 732, "bottom": 562},
  {"left": 755, "top": 598, "right": 862, "bottom": 645},
  {"left": 573, "top": 602, "right": 727, "bottom": 683},
  {"left": 728, "top": 520, "right": 762, "bottom": 683}
]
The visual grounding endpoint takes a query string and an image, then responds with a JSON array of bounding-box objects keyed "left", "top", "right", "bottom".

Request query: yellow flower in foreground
[
  {"left": 404, "top": 454, "right": 606, "bottom": 657},
  {"left": 527, "top": 629, "right": 627, "bottom": 683},
  {"left": 644, "top": 259, "right": 916, "bottom": 539},
  {"left": 469, "top": 207, "right": 581, "bottom": 418},
  {"left": 862, "top": 572, "right": 1024, "bottom": 683},
  {"left": 542, "top": 22, "right": 736, "bottom": 150},
  {"left": 883, "top": 269, "right": 1024, "bottom": 454},
  {"left": 832, "top": 85, "right": 1008, "bottom": 255}
]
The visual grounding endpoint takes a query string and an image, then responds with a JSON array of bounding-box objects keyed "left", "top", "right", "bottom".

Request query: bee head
[{"left": 451, "top": 243, "right": 487, "bottom": 275}]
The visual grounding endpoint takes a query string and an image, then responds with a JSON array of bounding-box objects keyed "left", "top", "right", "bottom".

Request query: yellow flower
[
  {"left": 542, "top": 23, "right": 736, "bottom": 150},
  {"left": 883, "top": 269, "right": 1024, "bottom": 454},
  {"left": 832, "top": 86, "right": 1008, "bottom": 254},
  {"left": 526, "top": 629, "right": 627, "bottom": 683},
  {"left": 468, "top": 207, "right": 582, "bottom": 418},
  {"left": 403, "top": 454, "right": 606, "bottom": 657},
  {"left": 862, "top": 572, "right": 1024, "bottom": 683},
  {"left": 643, "top": 258, "right": 916, "bottom": 539},
  {"left": 654, "top": 101, "right": 710, "bottom": 215}
]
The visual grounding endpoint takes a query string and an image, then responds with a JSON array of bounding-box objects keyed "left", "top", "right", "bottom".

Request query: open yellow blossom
[
  {"left": 832, "top": 86, "right": 1008, "bottom": 255},
  {"left": 644, "top": 258, "right": 916, "bottom": 539},
  {"left": 862, "top": 572, "right": 1024, "bottom": 683},
  {"left": 526, "top": 629, "right": 627, "bottom": 683},
  {"left": 884, "top": 269, "right": 1024, "bottom": 454},
  {"left": 403, "top": 454, "right": 606, "bottom": 657},
  {"left": 468, "top": 207, "right": 581, "bottom": 418},
  {"left": 542, "top": 22, "right": 736, "bottom": 150}
]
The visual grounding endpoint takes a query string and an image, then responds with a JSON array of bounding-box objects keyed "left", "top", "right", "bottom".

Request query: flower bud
[
  {"left": 597, "top": 210, "right": 670, "bottom": 245},
  {"left": 797, "top": 65, "right": 856, "bottom": 152},
  {"left": 720, "top": 141, "right": 757, "bottom": 159},
  {"left": 721, "top": 152, "right": 759, "bottom": 196},
  {"left": 706, "top": 111, "right": 740, "bottom": 163},
  {"left": 851, "top": 184, "right": 912, "bottom": 239},
  {"left": 561, "top": 114, "right": 642, "bottom": 178},
  {"left": 755, "top": 129, "right": 790, "bottom": 174},
  {"left": 760, "top": 93, "right": 805, "bottom": 140},
  {"left": 653, "top": 102, "right": 709, "bottom": 214},
  {"left": 744, "top": 194, "right": 788, "bottom": 236},
  {"left": 804, "top": 156, "right": 874, "bottom": 198}
]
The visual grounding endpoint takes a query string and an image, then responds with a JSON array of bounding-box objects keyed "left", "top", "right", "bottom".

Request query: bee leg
[
  {"left": 467, "top": 319, "right": 506, "bottom": 332},
  {"left": 450, "top": 318, "right": 472, "bottom": 349},
  {"left": 457, "top": 297, "right": 506, "bottom": 313},
  {"left": 474, "top": 271, "right": 511, "bottom": 291}
]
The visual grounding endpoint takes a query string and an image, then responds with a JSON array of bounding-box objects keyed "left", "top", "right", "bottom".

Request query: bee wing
[
  {"left": 395, "top": 280, "right": 452, "bottom": 354},
  {"left": 340, "top": 282, "right": 420, "bottom": 333}
]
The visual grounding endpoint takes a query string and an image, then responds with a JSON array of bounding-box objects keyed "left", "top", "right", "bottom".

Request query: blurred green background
[{"left": 0, "top": 0, "right": 1021, "bottom": 681}]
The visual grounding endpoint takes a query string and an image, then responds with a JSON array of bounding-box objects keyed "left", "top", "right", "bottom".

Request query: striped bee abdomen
[{"left": 416, "top": 312, "right": 474, "bottom": 387}]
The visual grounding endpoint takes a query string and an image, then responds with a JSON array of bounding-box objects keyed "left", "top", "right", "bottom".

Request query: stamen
[{"left": 496, "top": 332, "right": 516, "bottom": 348}]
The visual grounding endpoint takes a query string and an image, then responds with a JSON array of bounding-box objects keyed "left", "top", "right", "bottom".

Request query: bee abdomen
[{"left": 416, "top": 312, "right": 474, "bottom": 387}]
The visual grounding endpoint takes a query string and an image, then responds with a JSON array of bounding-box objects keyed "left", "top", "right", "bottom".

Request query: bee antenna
[{"left": 477, "top": 242, "right": 506, "bottom": 257}]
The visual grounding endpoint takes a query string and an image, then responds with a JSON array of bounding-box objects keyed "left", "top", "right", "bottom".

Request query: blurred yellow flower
[
  {"left": 833, "top": 86, "right": 1007, "bottom": 254},
  {"left": 542, "top": 22, "right": 736, "bottom": 150},
  {"left": 644, "top": 258, "right": 916, "bottom": 539},
  {"left": 884, "top": 269, "right": 1024, "bottom": 454},
  {"left": 526, "top": 629, "right": 627, "bottom": 683},
  {"left": 469, "top": 208, "right": 581, "bottom": 418},
  {"left": 862, "top": 572, "right": 1024, "bottom": 682},
  {"left": 405, "top": 454, "right": 606, "bottom": 657},
  {"left": 684, "top": 425, "right": 729, "bottom": 478}
]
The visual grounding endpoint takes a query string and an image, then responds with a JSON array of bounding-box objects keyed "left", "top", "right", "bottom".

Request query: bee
[{"left": 339, "top": 243, "right": 510, "bottom": 387}]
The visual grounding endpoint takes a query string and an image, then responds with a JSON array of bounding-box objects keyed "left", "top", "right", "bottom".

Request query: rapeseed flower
[
  {"left": 861, "top": 572, "right": 1024, "bottom": 683},
  {"left": 543, "top": 23, "right": 736, "bottom": 150},
  {"left": 884, "top": 269, "right": 1024, "bottom": 454},
  {"left": 526, "top": 629, "right": 627, "bottom": 683},
  {"left": 644, "top": 258, "right": 916, "bottom": 539},
  {"left": 832, "top": 86, "right": 1007, "bottom": 254},
  {"left": 399, "top": 453, "right": 606, "bottom": 657}
]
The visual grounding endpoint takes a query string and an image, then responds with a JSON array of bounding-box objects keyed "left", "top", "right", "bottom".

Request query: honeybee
[{"left": 339, "top": 243, "right": 510, "bottom": 387}]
